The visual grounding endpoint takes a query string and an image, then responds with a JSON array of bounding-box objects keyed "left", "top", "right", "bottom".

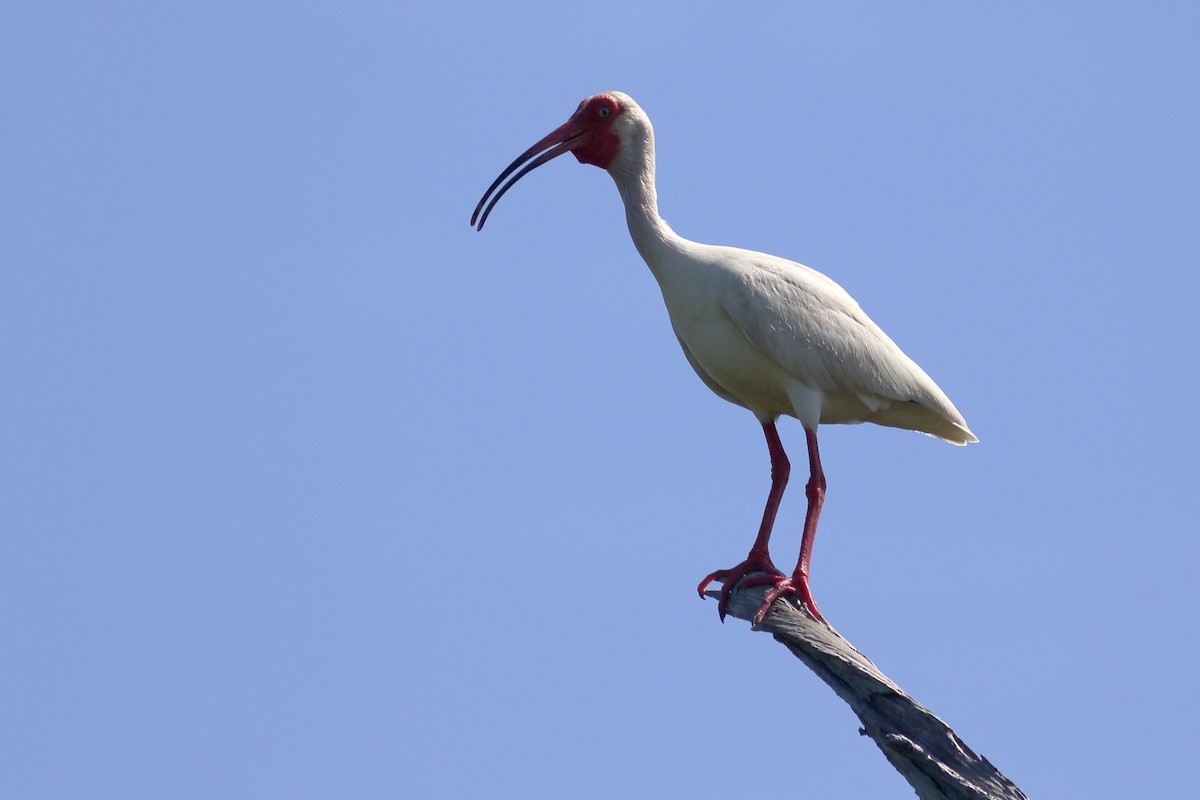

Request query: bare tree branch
[{"left": 712, "top": 584, "right": 1027, "bottom": 800}]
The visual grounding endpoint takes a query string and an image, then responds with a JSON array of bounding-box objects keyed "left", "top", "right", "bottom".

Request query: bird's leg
[
  {"left": 697, "top": 420, "right": 789, "bottom": 621},
  {"left": 745, "top": 426, "right": 826, "bottom": 624}
]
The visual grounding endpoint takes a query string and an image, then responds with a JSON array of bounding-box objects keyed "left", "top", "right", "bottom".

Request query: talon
[
  {"left": 696, "top": 569, "right": 727, "bottom": 598},
  {"left": 745, "top": 576, "right": 825, "bottom": 625},
  {"left": 697, "top": 554, "right": 784, "bottom": 621}
]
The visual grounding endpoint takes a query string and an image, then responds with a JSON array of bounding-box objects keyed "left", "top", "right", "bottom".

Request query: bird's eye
[{"left": 598, "top": 106, "right": 611, "bottom": 118}]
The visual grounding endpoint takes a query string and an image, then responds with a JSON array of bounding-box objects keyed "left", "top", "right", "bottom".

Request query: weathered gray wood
[{"left": 712, "top": 584, "right": 1027, "bottom": 800}]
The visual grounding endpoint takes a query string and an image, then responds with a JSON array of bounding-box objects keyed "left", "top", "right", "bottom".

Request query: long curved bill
[{"left": 470, "top": 119, "right": 585, "bottom": 231}]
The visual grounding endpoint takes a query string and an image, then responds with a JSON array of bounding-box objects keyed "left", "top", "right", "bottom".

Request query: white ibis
[{"left": 472, "top": 92, "right": 976, "bottom": 625}]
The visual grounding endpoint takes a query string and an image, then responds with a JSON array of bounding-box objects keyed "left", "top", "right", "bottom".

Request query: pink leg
[
  {"left": 752, "top": 427, "right": 826, "bottom": 623},
  {"left": 697, "top": 420, "right": 789, "bottom": 620}
]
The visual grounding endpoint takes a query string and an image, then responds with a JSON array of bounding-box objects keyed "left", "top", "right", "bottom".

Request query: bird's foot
[
  {"left": 696, "top": 555, "right": 783, "bottom": 623},
  {"left": 739, "top": 573, "right": 825, "bottom": 626}
]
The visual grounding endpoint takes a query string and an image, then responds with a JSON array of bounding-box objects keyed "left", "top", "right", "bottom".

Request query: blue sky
[{"left": 4, "top": 3, "right": 1198, "bottom": 798}]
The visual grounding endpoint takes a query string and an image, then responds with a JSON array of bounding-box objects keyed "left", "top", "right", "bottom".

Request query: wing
[{"left": 714, "top": 247, "right": 976, "bottom": 443}]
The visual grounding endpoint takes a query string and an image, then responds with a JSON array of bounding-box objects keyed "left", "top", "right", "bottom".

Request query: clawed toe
[
  {"left": 751, "top": 576, "right": 824, "bottom": 625},
  {"left": 697, "top": 557, "right": 784, "bottom": 622},
  {"left": 699, "top": 565, "right": 825, "bottom": 625}
]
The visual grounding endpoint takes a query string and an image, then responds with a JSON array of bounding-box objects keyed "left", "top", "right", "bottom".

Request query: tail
[{"left": 869, "top": 401, "right": 978, "bottom": 445}]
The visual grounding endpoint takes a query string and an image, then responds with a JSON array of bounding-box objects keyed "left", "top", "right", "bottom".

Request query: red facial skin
[{"left": 568, "top": 95, "right": 623, "bottom": 168}]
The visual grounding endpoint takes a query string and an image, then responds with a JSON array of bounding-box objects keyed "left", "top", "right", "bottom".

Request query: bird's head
[{"left": 471, "top": 91, "right": 648, "bottom": 230}]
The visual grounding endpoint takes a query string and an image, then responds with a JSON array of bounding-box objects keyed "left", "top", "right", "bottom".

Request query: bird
[{"left": 471, "top": 91, "right": 976, "bottom": 625}]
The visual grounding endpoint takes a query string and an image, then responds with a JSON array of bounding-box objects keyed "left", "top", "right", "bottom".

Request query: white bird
[{"left": 472, "top": 92, "right": 976, "bottom": 625}]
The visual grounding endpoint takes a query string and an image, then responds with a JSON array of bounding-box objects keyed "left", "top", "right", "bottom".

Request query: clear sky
[{"left": 4, "top": 3, "right": 1198, "bottom": 798}]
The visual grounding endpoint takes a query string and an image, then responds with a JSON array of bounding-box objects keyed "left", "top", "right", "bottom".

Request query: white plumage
[{"left": 473, "top": 91, "right": 975, "bottom": 624}]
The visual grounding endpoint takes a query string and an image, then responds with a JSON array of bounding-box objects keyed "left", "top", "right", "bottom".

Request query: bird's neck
[{"left": 609, "top": 146, "right": 686, "bottom": 277}]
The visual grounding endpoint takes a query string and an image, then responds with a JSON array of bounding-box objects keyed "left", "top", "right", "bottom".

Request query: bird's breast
[{"left": 665, "top": 298, "right": 800, "bottom": 420}]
